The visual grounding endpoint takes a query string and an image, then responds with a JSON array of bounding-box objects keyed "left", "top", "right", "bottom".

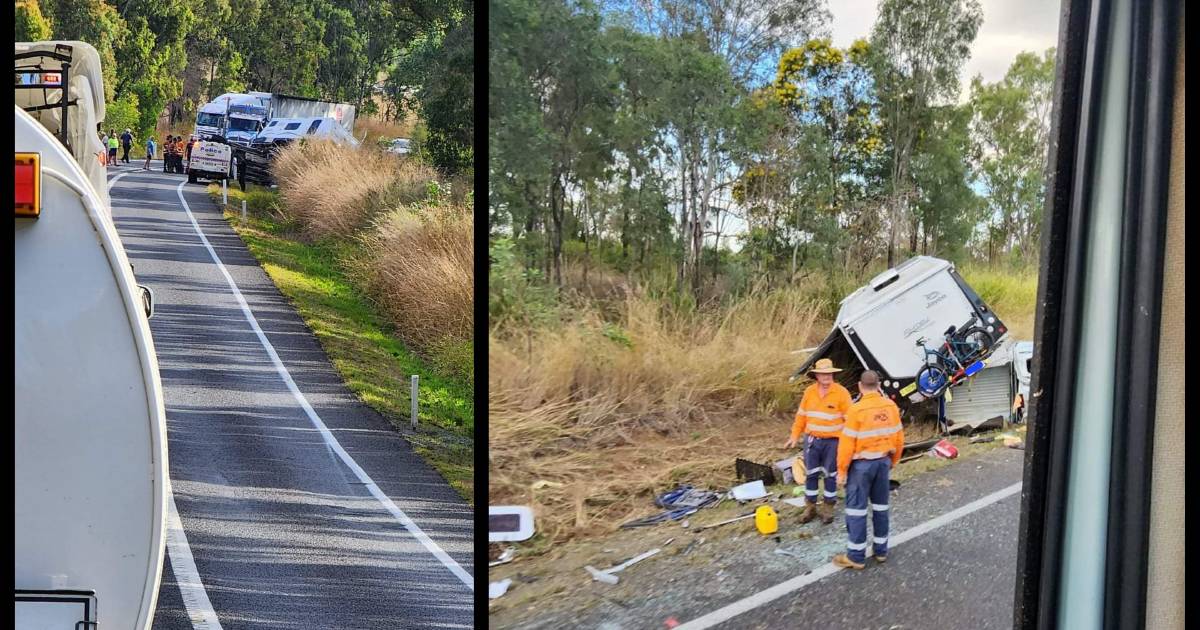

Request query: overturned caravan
[{"left": 793, "top": 256, "right": 1009, "bottom": 416}]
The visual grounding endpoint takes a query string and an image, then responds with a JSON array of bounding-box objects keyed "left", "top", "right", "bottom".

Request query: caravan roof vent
[{"left": 870, "top": 269, "right": 901, "bottom": 292}]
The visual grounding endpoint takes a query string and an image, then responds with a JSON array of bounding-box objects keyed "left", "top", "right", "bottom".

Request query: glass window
[
  {"left": 196, "top": 112, "right": 223, "bottom": 127},
  {"left": 284, "top": 122, "right": 301, "bottom": 131}
]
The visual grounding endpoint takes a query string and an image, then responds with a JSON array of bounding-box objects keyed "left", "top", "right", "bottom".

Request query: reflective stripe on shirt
[{"left": 842, "top": 424, "right": 903, "bottom": 438}]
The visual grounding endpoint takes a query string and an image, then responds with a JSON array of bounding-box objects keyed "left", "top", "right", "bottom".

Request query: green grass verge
[{"left": 210, "top": 184, "right": 474, "bottom": 502}]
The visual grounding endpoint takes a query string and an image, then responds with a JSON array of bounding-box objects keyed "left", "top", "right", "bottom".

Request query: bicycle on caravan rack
[{"left": 914, "top": 315, "right": 996, "bottom": 397}]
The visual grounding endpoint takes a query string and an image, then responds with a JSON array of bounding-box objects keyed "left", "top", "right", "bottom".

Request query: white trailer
[
  {"left": 793, "top": 256, "right": 1010, "bottom": 410},
  {"left": 15, "top": 41, "right": 168, "bottom": 630}
]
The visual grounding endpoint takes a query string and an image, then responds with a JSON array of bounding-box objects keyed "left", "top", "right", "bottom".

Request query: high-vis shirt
[
  {"left": 791, "top": 382, "right": 853, "bottom": 440},
  {"left": 837, "top": 391, "right": 905, "bottom": 479}
]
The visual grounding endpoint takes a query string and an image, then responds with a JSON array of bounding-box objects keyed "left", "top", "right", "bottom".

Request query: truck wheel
[
  {"left": 916, "top": 363, "right": 950, "bottom": 397},
  {"left": 188, "top": 172, "right": 197, "bottom": 184}
]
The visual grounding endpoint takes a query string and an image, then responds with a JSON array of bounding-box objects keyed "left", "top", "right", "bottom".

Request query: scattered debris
[
  {"left": 586, "top": 548, "right": 662, "bottom": 585},
  {"left": 1007, "top": 441, "right": 1025, "bottom": 450},
  {"left": 489, "top": 579, "right": 512, "bottom": 599},
  {"left": 620, "top": 485, "right": 720, "bottom": 529},
  {"left": 489, "top": 547, "right": 517, "bottom": 567},
  {"left": 754, "top": 506, "right": 778, "bottom": 535},
  {"left": 731, "top": 480, "right": 767, "bottom": 501},
  {"left": 490, "top": 505, "right": 535, "bottom": 542},
  {"left": 655, "top": 486, "right": 721, "bottom": 510},
  {"left": 585, "top": 565, "right": 620, "bottom": 585},
  {"left": 664, "top": 617, "right": 680, "bottom": 629},
  {"left": 620, "top": 508, "right": 698, "bottom": 529},
  {"left": 930, "top": 439, "right": 959, "bottom": 459},
  {"left": 694, "top": 512, "right": 756, "bottom": 531},
  {"left": 736, "top": 458, "right": 778, "bottom": 485},
  {"left": 774, "top": 457, "right": 798, "bottom": 485},
  {"left": 782, "top": 498, "right": 807, "bottom": 509},
  {"left": 530, "top": 480, "right": 563, "bottom": 491},
  {"left": 605, "top": 548, "right": 661, "bottom": 574},
  {"left": 663, "top": 538, "right": 675, "bottom": 547},
  {"left": 969, "top": 436, "right": 995, "bottom": 444},
  {"left": 680, "top": 520, "right": 689, "bottom": 529},
  {"left": 890, "top": 479, "right": 901, "bottom": 492}
]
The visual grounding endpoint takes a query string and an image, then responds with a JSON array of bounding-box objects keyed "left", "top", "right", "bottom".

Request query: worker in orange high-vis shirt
[
  {"left": 833, "top": 370, "right": 904, "bottom": 570},
  {"left": 786, "top": 358, "right": 853, "bottom": 525}
]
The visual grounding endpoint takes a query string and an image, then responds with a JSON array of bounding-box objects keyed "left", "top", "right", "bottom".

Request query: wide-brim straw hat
[{"left": 808, "top": 358, "right": 843, "bottom": 374}]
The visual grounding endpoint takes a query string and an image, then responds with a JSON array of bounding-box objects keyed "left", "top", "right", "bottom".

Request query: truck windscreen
[
  {"left": 228, "top": 117, "right": 259, "bottom": 132},
  {"left": 196, "top": 112, "right": 223, "bottom": 127}
]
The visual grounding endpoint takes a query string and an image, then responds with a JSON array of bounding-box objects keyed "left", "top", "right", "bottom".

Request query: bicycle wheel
[
  {"left": 916, "top": 363, "right": 951, "bottom": 396},
  {"left": 961, "top": 327, "right": 995, "bottom": 361}
]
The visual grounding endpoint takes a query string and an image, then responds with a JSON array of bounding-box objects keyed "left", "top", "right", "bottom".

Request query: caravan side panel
[{"left": 847, "top": 270, "right": 980, "bottom": 379}]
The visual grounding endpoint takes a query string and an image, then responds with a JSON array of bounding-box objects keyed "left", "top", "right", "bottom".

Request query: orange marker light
[{"left": 15, "top": 153, "right": 41, "bottom": 218}]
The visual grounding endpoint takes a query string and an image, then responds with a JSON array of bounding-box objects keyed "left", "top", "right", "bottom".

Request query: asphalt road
[
  {"left": 494, "top": 446, "right": 1024, "bottom": 630},
  {"left": 105, "top": 165, "right": 474, "bottom": 629},
  {"left": 727, "top": 449, "right": 1023, "bottom": 630}
]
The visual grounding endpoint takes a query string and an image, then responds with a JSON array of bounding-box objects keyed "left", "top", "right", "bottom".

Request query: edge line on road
[
  {"left": 674, "top": 481, "right": 1024, "bottom": 629},
  {"left": 173, "top": 181, "right": 475, "bottom": 591},
  {"left": 166, "top": 489, "right": 225, "bottom": 630}
]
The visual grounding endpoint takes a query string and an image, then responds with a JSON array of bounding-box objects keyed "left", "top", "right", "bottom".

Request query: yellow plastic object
[{"left": 755, "top": 505, "right": 778, "bottom": 535}]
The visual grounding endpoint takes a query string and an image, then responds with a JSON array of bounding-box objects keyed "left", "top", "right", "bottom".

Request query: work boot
[
  {"left": 874, "top": 554, "right": 887, "bottom": 564},
  {"left": 798, "top": 503, "right": 819, "bottom": 524},
  {"left": 818, "top": 502, "right": 836, "bottom": 524},
  {"left": 832, "top": 554, "right": 865, "bottom": 570}
]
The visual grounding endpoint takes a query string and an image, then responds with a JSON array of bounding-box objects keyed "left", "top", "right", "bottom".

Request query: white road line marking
[
  {"left": 173, "top": 181, "right": 475, "bottom": 591},
  {"left": 167, "top": 490, "right": 224, "bottom": 630},
  {"left": 675, "top": 481, "right": 1023, "bottom": 629},
  {"left": 111, "top": 172, "right": 225, "bottom": 629}
]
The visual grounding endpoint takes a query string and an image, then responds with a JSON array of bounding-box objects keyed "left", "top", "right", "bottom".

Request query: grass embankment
[
  {"left": 210, "top": 142, "right": 474, "bottom": 501},
  {"left": 490, "top": 254, "right": 1039, "bottom": 545}
]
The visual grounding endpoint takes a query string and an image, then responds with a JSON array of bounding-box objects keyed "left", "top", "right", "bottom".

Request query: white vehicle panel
[
  {"left": 15, "top": 105, "right": 167, "bottom": 630},
  {"left": 847, "top": 270, "right": 979, "bottom": 378}
]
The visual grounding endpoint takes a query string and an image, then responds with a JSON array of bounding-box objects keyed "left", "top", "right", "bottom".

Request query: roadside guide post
[
  {"left": 222, "top": 178, "right": 228, "bottom": 207},
  {"left": 411, "top": 375, "right": 419, "bottom": 429},
  {"left": 241, "top": 199, "right": 247, "bottom": 220}
]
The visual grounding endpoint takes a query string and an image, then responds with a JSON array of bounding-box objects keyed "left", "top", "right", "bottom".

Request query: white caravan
[
  {"left": 15, "top": 41, "right": 168, "bottom": 630},
  {"left": 794, "top": 256, "right": 1010, "bottom": 409}
]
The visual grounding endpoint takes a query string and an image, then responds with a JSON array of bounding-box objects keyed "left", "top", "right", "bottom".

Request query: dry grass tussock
[
  {"left": 359, "top": 203, "right": 474, "bottom": 350},
  {"left": 272, "top": 140, "right": 437, "bottom": 240},
  {"left": 354, "top": 115, "right": 416, "bottom": 146},
  {"left": 489, "top": 290, "right": 823, "bottom": 543}
]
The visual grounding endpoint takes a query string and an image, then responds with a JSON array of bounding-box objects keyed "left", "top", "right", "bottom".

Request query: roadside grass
[{"left": 211, "top": 184, "right": 474, "bottom": 502}]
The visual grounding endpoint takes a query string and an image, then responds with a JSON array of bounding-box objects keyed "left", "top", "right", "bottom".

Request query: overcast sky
[{"left": 828, "top": 0, "right": 1063, "bottom": 96}]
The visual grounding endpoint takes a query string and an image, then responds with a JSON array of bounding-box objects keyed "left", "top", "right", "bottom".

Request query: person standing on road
[
  {"left": 163, "top": 135, "right": 173, "bottom": 172},
  {"left": 144, "top": 136, "right": 157, "bottom": 171},
  {"left": 786, "top": 358, "right": 852, "bottom": 525},
  {"left": 107, "top": 130, "right": 119, "bottom": 166},
  {"left": 833, "top": 370, "right": 904, "bottom": 570},
  {"left": 120, "top": 128, "right": 134, "bottom": 163},
  {"left": 99, "top": 130, "right": 109, "bottom": 166}
]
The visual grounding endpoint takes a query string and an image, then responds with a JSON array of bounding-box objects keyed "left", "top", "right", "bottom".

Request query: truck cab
[{"left": 15, "top": 40, "right": 168, "bottom": 630}]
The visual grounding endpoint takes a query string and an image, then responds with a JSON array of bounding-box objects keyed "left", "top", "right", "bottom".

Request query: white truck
[
  {"left": 15, "top": 40, "right": 168, "bottom": 630},
  {"left": 793, "top": 256, "right": 1010, "bottom": 411},
  {"left": 194, "top": 91, "right": 270, "bottom": 142}
]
